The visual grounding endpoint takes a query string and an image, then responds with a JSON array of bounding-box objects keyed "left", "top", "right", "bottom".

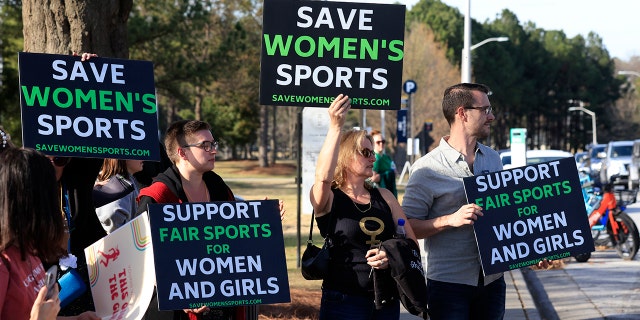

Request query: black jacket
[{"left": 380, "top": 238, "right": 429, "bottom": 318}]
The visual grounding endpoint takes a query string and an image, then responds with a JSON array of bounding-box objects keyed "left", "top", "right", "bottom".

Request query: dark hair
[
  {"left": 0, "top": 148, "right": 67, "bottom": 263},
  {"left": 442, "top": 83, "right": 491, "bottom": 125},
  {"left": 164, "top": 120, "right": 212, "bottom": 163}
]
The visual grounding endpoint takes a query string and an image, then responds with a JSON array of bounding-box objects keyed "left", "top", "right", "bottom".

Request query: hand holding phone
[{"left": 44, "top": 265, "right": 58, "bottom": 300}]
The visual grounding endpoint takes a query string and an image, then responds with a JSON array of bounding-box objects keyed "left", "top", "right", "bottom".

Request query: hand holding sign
[{"left": 449, "top": 203, "right": 483, "bottom": 227}]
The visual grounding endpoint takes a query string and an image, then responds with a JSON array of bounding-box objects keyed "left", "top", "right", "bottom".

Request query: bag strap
[
  {"left": 307, "top": 210, "right": 335, "bottom": 245},
  {"left": 307, "top": 211, "right": 316, "bottom": 244}
]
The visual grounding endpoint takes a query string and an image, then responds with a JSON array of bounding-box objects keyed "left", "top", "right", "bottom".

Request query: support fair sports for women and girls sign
[
  {"left": 147, "top": 200, "right": 290, "bottom": 310},
  {"left": 260, "top": 0, "right": 405, "bottom": 109},
  {"left": 463, "top": 158, "right": 595, "bottom": 275}
]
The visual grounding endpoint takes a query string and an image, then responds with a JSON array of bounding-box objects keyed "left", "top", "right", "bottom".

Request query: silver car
[{"left": 600, "top": 140, "right": 634, "bottom": 186}]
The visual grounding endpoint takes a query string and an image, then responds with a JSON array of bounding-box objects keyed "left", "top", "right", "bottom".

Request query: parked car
[
  {"left": 586, "top": 144, "right": 606, "bottom": 182},
  {"left": 500, "top": 149, "right": 574, "bottom": 169},
  {"left": 627, "top": 139, "right": 640, "bottom": 189},
  {"left": 575, "top": 151, "right": 589, "bottom": 172},
  {"left": 600, "top": 140, "right": 634, "bottom": 187}
]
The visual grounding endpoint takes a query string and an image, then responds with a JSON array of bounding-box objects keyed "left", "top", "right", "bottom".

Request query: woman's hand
[
  {"left": 328, "top": 94, "right": 351, "bottom": 129},
  {"left": 183, "top": 306, "right": 209, "bottom": 315},
  {"left": 30, "top": 286, "right": 60, "bottom": 320},
  {"left": 72, "top": 52, "right": 98, "bottom": 61},
  {"left": 278, "top": 199, "right": 285, "bottom": 221},
  {"left": 263, "top": 197, "right": 286, "bottom": 221},
  {"left": 366, "top": 246, "right": 389, "bottom": 270}
]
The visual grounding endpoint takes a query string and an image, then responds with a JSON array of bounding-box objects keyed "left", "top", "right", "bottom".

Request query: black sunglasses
[{"left": 358, "top": 148, "right": 375, "bottom": 158}]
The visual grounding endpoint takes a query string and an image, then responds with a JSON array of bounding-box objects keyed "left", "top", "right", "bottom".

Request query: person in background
[
  {"left": 93, "top": 159, "right": 144, "bottom": 233},
  {"left": 0, "top": 148, "right": 99, "bottom": 320},
  {"left": 137, "top": 119, "right": 285, "bottom": 320},
  {"left": 370, "top": 129, "right": 398, "bottom": 198},
  {"left": 310, "top": 94, "right": 416, "bottom": 319},
  {"left": 402, "top": 83, "right": 549, "bottom": 319}
]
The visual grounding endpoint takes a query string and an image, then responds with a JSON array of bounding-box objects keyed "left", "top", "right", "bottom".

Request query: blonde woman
[{"left": 310, "top": 94, "right": 417, "bottom": 320}]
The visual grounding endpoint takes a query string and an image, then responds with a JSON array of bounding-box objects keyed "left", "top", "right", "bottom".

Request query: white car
[
  {"left": 500, "top": 149, "right": 574, "bottom": 170},
  {"left": 600, "top": 140, "right": 634, "bottom": 186}
]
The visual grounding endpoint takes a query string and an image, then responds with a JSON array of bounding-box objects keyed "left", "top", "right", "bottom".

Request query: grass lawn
[{"left": 214, "top": 159, "right": 327, "bottom": 290}]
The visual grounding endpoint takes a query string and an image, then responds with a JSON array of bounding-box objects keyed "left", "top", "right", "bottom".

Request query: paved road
[{"left": 401, "top": 202, "right": 640, "bottom": 320}]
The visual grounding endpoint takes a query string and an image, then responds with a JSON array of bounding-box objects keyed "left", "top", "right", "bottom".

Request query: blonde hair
[{"left": 332, "top": 129, "right": 374, "bottom": 189}]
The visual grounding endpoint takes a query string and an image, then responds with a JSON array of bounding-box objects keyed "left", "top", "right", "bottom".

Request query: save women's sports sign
[
  {"left": 260, "top": 0, "right": 405, "bottom": 109},
  {"left": 18, "top": 52, "right": 160, "bottom": 161}
]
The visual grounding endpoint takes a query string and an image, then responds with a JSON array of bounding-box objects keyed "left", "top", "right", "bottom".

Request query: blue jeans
[
  {"left": 319, "top": 289, "right": 400, "bottom": 320},
  {"left": 426, "top": 277, "right": 506, "bottom": 320}
]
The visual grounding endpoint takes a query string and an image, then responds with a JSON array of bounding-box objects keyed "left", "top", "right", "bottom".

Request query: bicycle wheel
[{"left": 607, "top": 212, "right": 640, "bottom": 260}]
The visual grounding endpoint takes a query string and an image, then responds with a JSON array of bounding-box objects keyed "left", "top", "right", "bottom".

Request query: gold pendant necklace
[{"left": 352, "top": 199, "right": 372, "bottom": 213}]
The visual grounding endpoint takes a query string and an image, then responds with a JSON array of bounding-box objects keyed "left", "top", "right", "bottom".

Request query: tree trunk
[
  {"left": 194, "top": 86, "right": 202, "bottom": 121},
  {"left": 22, "top": 0, "right": 132, "bottom": 58}
]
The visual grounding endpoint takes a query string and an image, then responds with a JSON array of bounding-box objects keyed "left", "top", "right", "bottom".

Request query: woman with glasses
[
  {"left": 370, "top": 129, "right": 398, "bottom": 198},
  {"left": 310, "top": 94, "right": 417, "bottom": 320},
  {"left": 136, "top": 120, "right": 244, "bottom": 320}
]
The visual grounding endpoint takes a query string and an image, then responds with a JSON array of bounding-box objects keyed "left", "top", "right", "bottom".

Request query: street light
[
  {"left": 460, "top": 36, "right": 509, "bottom": 83},
  {"left": 568, "top": 102, "right": 597, "bottom": 146}
]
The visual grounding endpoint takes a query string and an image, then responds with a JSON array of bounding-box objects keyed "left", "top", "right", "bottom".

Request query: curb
[{"left": 520, "top": 268, "right": 559, "bottom": 320}]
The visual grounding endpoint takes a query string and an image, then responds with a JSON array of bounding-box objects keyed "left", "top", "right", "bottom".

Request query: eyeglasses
[
  {"left": 375, "top": 140, "right": 386, "bottom": 145},
  {"left": 181, "top": 140, "right": 218, "bottom": 152},
  {"left": 464, "top": 106, "right": 493, "bottom": 115},
  {"left": 358, "top": 148, "right": 375, "bottom": 158},
  {"left": 51, "top": 157, "right": 70, "bottom": 167}
]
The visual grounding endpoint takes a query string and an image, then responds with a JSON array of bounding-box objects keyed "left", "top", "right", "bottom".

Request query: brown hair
[
  {"left": 97, "top": 158, "right": 130, "bottom": 182},
  {"left": 0, "top": 148, "right": 67, "bottom": 263},
  {"left": 442, "top": 83, "right": 491, "bottom": 125},
  {"left": 164, "top": 120, "right": 212, "bottom": 163},
  {"left": 332, "top": 129, "right": 374, "bottom": 189}
]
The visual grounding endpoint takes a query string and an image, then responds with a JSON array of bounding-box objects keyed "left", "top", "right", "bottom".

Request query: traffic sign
[{"left": 403, "top": 80, "right": 417, "bottom": 94}]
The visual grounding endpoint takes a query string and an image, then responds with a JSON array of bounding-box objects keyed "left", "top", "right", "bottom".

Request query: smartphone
[{"left": 44, "top": 265, "right": 58, "bottom": 300}]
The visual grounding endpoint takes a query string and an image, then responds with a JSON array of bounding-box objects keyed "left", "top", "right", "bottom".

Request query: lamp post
[
  {"left": 459, "top": 0, "right": 509, "bottom": 83},
  {"left": 568, "top": 103, "right": 597, "bottom": 146},
  {"left": 460, "top": 36, "right": 509, "bottom": 83}
]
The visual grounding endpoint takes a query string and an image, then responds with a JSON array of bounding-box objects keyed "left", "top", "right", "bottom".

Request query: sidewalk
[{"left": 400, "top": 269, "right": 543, "bottom": 320}]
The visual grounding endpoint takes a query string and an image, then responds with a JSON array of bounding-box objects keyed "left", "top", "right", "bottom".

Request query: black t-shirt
[{"left": 316, "top": 187, "right": 395, "bottom": 297}]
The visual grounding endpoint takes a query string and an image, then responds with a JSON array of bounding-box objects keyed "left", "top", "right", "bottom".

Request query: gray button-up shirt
[{"left": 402, "top": 137, "right": 503, "bottom": 286}]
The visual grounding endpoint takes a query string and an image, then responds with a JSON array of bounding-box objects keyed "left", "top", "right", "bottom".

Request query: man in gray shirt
[{"left": 402, "top": 83, "right": 505, "bottom": 319}]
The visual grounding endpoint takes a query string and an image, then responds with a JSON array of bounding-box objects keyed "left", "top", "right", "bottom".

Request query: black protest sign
[
  {"left": 463, "top": 158, "right": 594, "bottom": 275},
  {"left": 260, "top": 0, "right": 405, "bottom": 109},
  {"left": 147, "top": 200, "right": 290, "bottom": 310},
  {"left": 19, "top": 52, "right": 160, "bottom": 161}
]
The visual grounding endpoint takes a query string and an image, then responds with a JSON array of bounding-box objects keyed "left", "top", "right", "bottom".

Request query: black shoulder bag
[{"left": 301, "top": 211, "right": 332, "bottom": 280}]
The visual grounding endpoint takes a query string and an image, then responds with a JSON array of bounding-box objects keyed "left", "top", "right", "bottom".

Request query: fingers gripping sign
[
  {"left": 328, "top": 94, "right": 351, "bottom": 126},
  {"left": 449, "top": 203, "right": 484, "bottom": 227}
]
